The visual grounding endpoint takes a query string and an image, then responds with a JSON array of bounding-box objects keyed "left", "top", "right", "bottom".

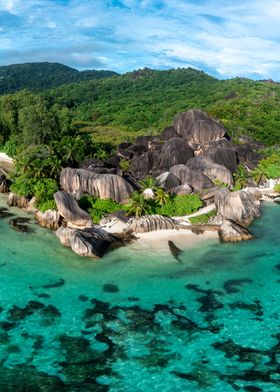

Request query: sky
[{"left": 0, "top": 0, "right": 280, "bottom": 80}]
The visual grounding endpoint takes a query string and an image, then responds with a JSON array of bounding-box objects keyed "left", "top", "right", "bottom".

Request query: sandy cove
[{"left": 130, "top": 228, "right": 219, "bottom": 255}]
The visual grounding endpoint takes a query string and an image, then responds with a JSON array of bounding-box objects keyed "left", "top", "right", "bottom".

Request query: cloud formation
[{"left": 0, "top": 0, "right": 280, "bottom": 80}]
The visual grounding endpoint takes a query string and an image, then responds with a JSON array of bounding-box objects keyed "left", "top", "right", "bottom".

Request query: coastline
[{"left": 131, "top": 228, "right": 218, "bottom": 254}]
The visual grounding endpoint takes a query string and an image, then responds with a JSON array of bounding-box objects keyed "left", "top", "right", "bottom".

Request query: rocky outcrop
[
  {"left": 125, "top": 214, "right": 178, "bottom": 233},
  {"left": 200, "top": 139, "right": 237, "bottom": 173},
  {"left": 215, "top": 188, "right": 261, "bottom": 227},
  {"left": 156, "top": 172, "right": 180, "bottom": 190},
  {"left": 187, "top": 156, "right": 233, "bottom": 187},
  {"left": 173, "top": 109, "right": 225, "bottom": 143},
  {"left": 169, "top": 184, "right": 193, "bottom": 195},
  {"left": 56, "top": 226, "right": 133, "bottom": 257},
  {"left": 60, "top": 168, "right": 134, "bottom": 203},
  {"left": 36, "top": 210, "right": 61, "bottom": 230},
  {"left": 54, "top": 191, "right": 92, "bottom": 228},
  {"left": 7, "top": 193, "right": 29, "bottom": 208},
  {"left": 170, "top": 164, "right": 214, "bottom": 191},
  {"left": 159, "top": 138, "right": 193, "bottom": 171},
  {"left": 218, "top": 219, "right": 253, "bottom": 242},
  {"left": 0, "top": 175, "right": 12, "bottom": 193}
]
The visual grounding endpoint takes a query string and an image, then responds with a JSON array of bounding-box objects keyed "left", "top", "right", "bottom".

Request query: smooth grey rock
[
  {"left": 215, "top": 188, "right": 261, "bottom": 227},
  {"left": 156, "top": 172, "right": 180, "bottom": 190},
  {"left": 36, "top": 209, "right": 61, "bottom": 230},
  {"left": 187, "top": 156, "right": 233, "bottom": 187},
  {"left": 7, "top": 192, "right": 29, "bottom": 208},
  {"left": 173, "top": 109, "right": 225, "bottom": 143},
  {"left": 170, "top": 164, "right": 214, "bottom": 191},
  {"left": 169, "top": 184, "right": 193, "bottom": 195},
  {"left": 54, "top": 191, "right": 92, "bottom": 227},
  {"left": 125, "top": 214, "right": 178, "bottom": 233},
  {"left": 218, "top": 219, "right": 253, "bottom": 242},
  {"left": 159, "top": 137, "right": 193, "bottom": 171},
  {"left": 201, "top": 139, "right": 237, "bottom": 173},
  {"left": 60, "top": 167, "right": 134, "bottom": 203}
]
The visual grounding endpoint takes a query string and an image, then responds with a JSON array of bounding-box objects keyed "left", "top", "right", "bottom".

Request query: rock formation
[
  {"left": 125, "top": 214, "right": 178, "bottom": 233},
  {"left": 54, "top": 191, "right": 92, "bottom": 228},
  {"left": 158, "top": 137, "right": 193, "bottom": 171},
  {"left": 156, "top": 172, "right": 181, "bottom": 190},
  {"left": 7, "top": 193, "right": 29, "bottom": 208},
  {"left": 170, "top": 164, "right": 214, "bottom": 191},
  {"left": 173, "top": 108, "right": 225, "bottom": 143},
  {"left": 0, "top": 175, "right": 12, "bottom": 193},
  {"left": 56, "top": 226, "right": 133, "bottom": 257},
  {"left": 215, "top": 188, "right": 261, "bottom": 227},
  {"left": 201, "top": 139, "right": 237, "bottom": 173},
  {"left": 60, "top": 168, "right": 134, "bottom": 203},
  {"left": 35, "top": 210, "right": 61, "bottom": 230},
  {"left": 187, "top": 156, "right": 233, "bottom": 187},
  {"left": 218, "top": 219, "right": 253, "bottom": 242}
]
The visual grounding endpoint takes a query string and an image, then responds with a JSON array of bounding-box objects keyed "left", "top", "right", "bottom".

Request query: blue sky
[{"left": 0, "top": 0, "right": 280, "bottom": 80}]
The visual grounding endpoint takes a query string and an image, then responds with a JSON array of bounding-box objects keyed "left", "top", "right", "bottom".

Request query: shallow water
[{"left": 0, "top": 200, "right": 280, "bottom": 391}]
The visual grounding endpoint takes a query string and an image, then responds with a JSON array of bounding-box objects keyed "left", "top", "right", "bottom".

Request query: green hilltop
[{"left": 0, "top": 62, "right": 118, "bottom": 94}]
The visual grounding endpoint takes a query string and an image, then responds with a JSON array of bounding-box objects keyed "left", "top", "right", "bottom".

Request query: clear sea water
[{"left": 0, "top": 199, "right": 280, "bottom": 391}]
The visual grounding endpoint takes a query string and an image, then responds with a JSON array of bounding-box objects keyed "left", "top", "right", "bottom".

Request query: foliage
[
  {"left": 213, "top": 179, "right": 229, "bottom": 188},
  {"left": 33, "top": 178, "right": 59, "bottom": 210},
  {"left": 37, "top": 200, "right": 57, "bottom": 212},
  {"left": 119, "top": 158, "right": 130, "bottom": 172},
  {"left": 126, "top": 192, "right": 152, "bottom": 218},
  {"left": 78, "top": 195, "right": 125, "bottom": 224},
  {"left": 10, "top": 176, "right": 37, "bottom": 197},
  {"left": 189, "top": 210, "right": 216, "bottom": 224},
  {"left": 154, "top": 188, "right": 170, "bottom": 206},
  {"left": 274, "top": 184, "right": 280, "bottom": 192},
  {"left": 0, "top": 62, "right": 118, "bottom": 95},
  {"left": 233, "top": 165, "right": 249, "bottom": 190},
  {"left": 253, "top": 154, "right": 280, "bottom": 179},
  {"left": 155, "top": 194, "right": 203, "bottom": 216},
  {"left": 139, "top": 176, "right": 157, "bottom": 190}
]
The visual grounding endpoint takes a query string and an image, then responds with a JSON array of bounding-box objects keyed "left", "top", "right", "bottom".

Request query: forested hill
[
  {"left": 1, "top": 66, "right": 280, "bottom": 150},
  {"left": 0, "top": 62, "right": 118, "bottom": 94},
  {"left": 45, "top": 67, "right": 280, "bottom": 145}
]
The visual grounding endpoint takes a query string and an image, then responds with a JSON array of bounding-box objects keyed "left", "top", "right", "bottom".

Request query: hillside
[
  {"left": 1, "top": 66, "right": 280, "bottom": 149},
  {"left": 45, "top": 67, "right": 280, "bottom": 145},
  {"left": 0, "top": 62, "right": 118, "bottom": 94}
]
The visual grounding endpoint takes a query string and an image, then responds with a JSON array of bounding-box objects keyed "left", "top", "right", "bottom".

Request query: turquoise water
[{"left": 0, "top": 200, "right": 280, "bottom": 391}]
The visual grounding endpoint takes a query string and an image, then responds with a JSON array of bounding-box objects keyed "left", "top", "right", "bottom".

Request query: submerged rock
[
  {"left": 218, "top": 219, "right": 253, "bottom": 242},
  {"left": 9, "top": 217, "right": 33, "bottom": 233},
  {"left": 125, "top": 214, "right": 178, "bottom": 233},
  {"left": 60, "top": 167, "right": 134, "bottom": 203},
  {"left": 54, "top": 191, "right": 92, "bottom": 228}
]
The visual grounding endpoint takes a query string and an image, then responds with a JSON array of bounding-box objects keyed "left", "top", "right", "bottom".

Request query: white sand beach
[{"left": 131, "top": 228, "right": 218, "bottom": 254}]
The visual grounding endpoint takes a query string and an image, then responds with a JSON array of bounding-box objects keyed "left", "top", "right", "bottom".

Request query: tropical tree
[
  {"left": 127, "top": 192, "right": 151, "bottom": 218},
  {"left": 154, "top": 188, "right": 169, "bottom": 206}
]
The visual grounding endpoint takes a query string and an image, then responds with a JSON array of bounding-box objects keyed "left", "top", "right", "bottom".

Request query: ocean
[{"left": 0, "top": 199, "right": 279, "bottom": 391}]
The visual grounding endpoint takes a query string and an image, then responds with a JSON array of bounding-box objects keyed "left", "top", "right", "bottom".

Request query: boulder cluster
[{"left": 2, "top": 108, "right": 265, "bottom": 255}]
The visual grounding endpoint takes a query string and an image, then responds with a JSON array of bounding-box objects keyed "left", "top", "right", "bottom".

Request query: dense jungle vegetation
[{"left": 1, "top": 64, "right": 280, "bottom": 213}]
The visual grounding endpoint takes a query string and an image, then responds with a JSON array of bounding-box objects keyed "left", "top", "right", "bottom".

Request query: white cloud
[{"left": 1, "top": 0, "right": 280, "bottom": 79}]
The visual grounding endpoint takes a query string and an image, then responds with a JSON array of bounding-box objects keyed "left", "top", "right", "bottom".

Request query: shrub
[
  {"left": 254, "top": 154, "right": 280, "bottom": 179},
  {"left": 10, "top": 176, "right": 37, "bottom": 197},
  {"left": 37, "top": 200, "right": 57, "bottom": 212},
  {"left": 155, "top": 194, "right": 202, "bottom": 216},
  {"left": 33, "top": 178, "right": 59, "bottom": 206},
  {"left": 189, "top": 209, "right": 216, "bottom": 224},
  {"left": 274, "top": 184, "right": 280, "bottom": 192},
  {"left": 79, "top": 195, "right": 125, "bottom": 223}
]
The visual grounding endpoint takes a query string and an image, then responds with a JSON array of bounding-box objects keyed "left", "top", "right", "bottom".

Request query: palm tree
[
  {"left": 127, "top": 192, "right": 150, "bottom": 219},
  {"left": 139, "top": 176, "right": 157, "bottom": 191},
  {"left": 154, "top": 188, "right": 169, "bottom": 206}
]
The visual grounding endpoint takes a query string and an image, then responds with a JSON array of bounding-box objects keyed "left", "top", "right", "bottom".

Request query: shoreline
[{"left": 131, "top": 228, "right": 218, "bottom": 254}]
